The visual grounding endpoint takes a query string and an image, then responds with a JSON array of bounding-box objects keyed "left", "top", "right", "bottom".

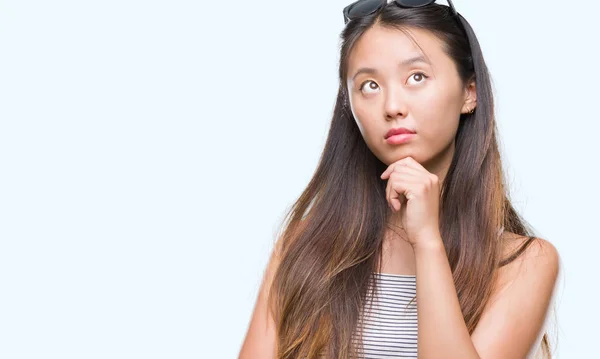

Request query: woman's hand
[{"left": 380, "top": 156, "right": 442, "bottom": 249}]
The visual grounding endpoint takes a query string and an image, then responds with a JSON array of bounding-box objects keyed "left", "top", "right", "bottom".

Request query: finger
[
  {"left": 391, "top": 178, "right": 421, "bottom": 210},
  {"left": 389, "top": 163, "right": 423, "bottom": 178},
  {"left": 381, "top": 156, "right": 427, "bottom": 179},
  {"left": 381, "top": 164, "right": 395, "bottom": 180},
  {"left": 397, "top": 156, "right": 428, "bottom": 173},
  {"left": 385, "top": 174, "right": 403, "bottom": 211},
  {"left": 385, "top": 175, "right": 395, "bottom": 210},
  {"left": 387, "top": 173, "right": 421, "bottom": 211},
  {"left": 387, "top": 165, "right": 425, "bottom": 194},
  {"left": 389, "top": 182, "right": 403, "bottom": 212}
]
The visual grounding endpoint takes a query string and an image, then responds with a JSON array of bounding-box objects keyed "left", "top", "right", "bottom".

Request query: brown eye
[
  {"left": 407, "top": 72, "right": 428, "bottom": 85},
  {"left": 359, "top": 80, "right": 379, "bottom": 94}
]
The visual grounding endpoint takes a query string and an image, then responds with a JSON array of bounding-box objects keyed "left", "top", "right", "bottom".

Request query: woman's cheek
[{"left": 352, "top": 105, "right": 376, "bottom": 137}]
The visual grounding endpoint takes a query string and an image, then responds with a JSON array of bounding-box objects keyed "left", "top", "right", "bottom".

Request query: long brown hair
[{"left": 268, "top": 3, "right": 552, "bottom": 358}]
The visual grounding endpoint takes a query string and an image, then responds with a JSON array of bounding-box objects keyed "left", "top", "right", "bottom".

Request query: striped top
[{"left": 354, "top": 272, "right": 418, "bottom": 358}]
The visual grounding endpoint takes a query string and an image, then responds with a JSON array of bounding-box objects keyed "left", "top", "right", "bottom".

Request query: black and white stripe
[{"left": 353, "top": 272, "right": 418, "bottom": 359}]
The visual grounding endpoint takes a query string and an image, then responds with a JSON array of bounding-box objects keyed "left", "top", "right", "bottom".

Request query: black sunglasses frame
[{"left": 343, "top": 0, "right": 459, "bottom": 25}]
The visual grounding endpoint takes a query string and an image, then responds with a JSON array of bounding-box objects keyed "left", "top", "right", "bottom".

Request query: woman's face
[{"left": 345, "top": 25, "right": 476, "bottom": 170}]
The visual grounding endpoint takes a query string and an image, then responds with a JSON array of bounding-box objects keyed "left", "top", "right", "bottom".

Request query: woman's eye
[
  {"left": 407, "top": 72, "right": 428, "bottom": 85},
  {"left": 359, "top": 80, "right": 379, "bottom": 94}
]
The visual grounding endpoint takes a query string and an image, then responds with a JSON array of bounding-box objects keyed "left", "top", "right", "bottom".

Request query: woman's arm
[
  {"left": 238, "top": 242, "right": 281, "bottom": 359},
  {"left": 414, "top": 235, "right": 560, "bottom": 359},
  {"left": 379, "top": 157, "right": 561, "bottom": 358}
]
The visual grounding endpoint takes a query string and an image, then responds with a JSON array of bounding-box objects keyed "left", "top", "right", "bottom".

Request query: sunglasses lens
[
  {"left": 395, "top": 0, "right": 435, "bottom": 7},
  {"left": 347, "top": 0, "right": 384, "bottom": 19}
]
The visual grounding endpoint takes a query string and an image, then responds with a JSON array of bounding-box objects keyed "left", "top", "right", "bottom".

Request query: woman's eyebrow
[{"left": 351, "top": 55, "right": 430, "bottom": 81}]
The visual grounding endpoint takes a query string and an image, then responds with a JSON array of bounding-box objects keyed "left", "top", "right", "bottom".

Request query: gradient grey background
[{"left": 0, "top": 0, "right": 598, "bottom": 358}]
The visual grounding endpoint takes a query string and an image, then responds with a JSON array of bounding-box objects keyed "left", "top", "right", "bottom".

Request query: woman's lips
[{"left": 386, "top": 133, "right": 416, "bottom": 145}]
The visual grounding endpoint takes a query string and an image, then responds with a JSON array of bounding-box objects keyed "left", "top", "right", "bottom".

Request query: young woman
[{"left": 239, "top": 1, "right": 560, "bottom": 358}]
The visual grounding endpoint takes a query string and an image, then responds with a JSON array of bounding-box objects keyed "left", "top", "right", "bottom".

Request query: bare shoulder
[
  {"left": 501, "top": 232, "right": 560, "bottom": 267},
  {"left": 495, "top": 232, "right": 561, "bottom": 296},
  {"left": 472, "top": 236, "right": 561, "bottom": 357}
]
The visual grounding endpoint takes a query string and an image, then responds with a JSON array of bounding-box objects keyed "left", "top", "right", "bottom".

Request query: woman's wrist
[{"left": 411, "top": 231, "right": 445, "bottom": 254}]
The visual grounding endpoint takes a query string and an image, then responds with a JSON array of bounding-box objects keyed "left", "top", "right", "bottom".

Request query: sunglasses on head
[{"left": 343, "top": 0, "right": 459, "bottom": 25}]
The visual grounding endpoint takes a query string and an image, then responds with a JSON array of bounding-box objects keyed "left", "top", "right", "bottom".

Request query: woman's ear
[{"left": 461, "top": 80, "right": 477, "bottom": 114}]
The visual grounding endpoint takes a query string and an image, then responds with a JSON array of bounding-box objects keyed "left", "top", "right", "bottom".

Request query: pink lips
[{"left": 385, "top": 127, "right": 416, "bottom": 145}]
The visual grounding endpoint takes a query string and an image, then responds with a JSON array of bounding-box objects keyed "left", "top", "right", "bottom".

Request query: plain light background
[{"left": 0, "top": 0, "right": 598, "bottom": 358}]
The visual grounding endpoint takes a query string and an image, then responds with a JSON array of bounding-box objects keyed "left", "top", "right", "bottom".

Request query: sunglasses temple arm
[{"left": 446, "top": 0, "right": 458, "bottom": 16}]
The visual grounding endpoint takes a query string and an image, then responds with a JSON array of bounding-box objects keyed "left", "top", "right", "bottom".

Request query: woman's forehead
[{"left": 347, "top": 25, "right": 449, "bottom": 79}]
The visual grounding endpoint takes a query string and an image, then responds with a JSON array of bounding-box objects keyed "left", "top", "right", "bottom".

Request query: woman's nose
[{"left": 384, "top": 87, "right": 408, "bottom": 120}]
